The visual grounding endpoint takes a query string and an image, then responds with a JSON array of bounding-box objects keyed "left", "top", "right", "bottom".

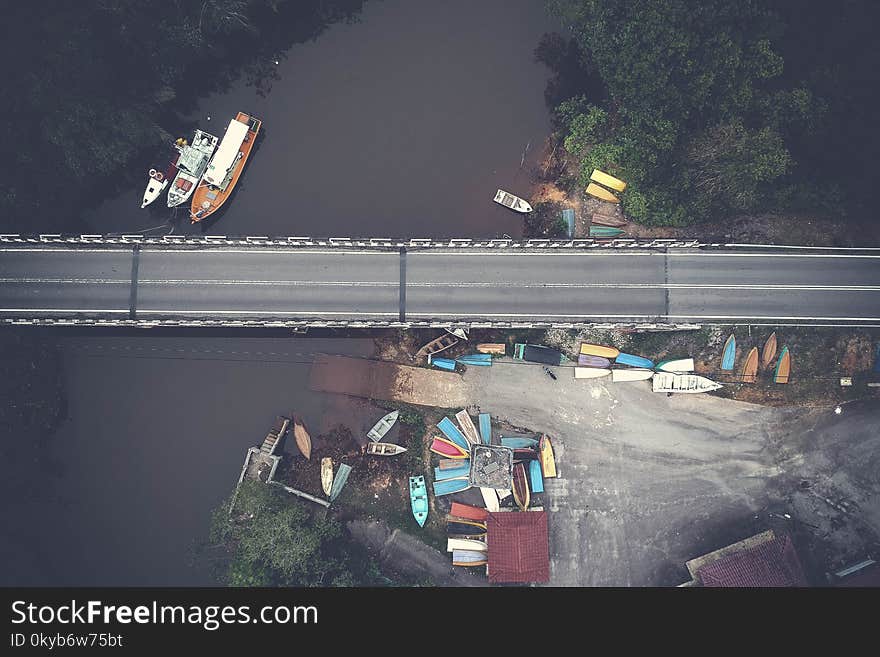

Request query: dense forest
[
  {"left": 0, "top": 0, "right": 364, "bottom": 234},
  {"left": 543, "top": 0, "right": 880, "bottom": 226}
]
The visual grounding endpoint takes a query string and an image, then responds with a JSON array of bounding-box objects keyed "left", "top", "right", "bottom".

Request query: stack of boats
[
  {"left": 721, "top": 331, "right": 792, "bottom": 385},
  {"left": 585, "top": 169, "right": 628, "bottom": 238},
  {"left": 446, "top": 502, "right": 489, "bottom": 567}
]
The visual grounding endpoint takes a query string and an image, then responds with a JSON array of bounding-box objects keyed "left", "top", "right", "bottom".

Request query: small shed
[{"left": 486, "top": 511, "right": 549, "bottom": 584}]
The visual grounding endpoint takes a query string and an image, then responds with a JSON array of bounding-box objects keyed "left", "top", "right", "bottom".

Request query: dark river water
[
  {"left": 85, "top": 0, "right": 558, "bottom": 238},
  {"left": 3, "top": 0, "right": 559, "bottom": 585}
]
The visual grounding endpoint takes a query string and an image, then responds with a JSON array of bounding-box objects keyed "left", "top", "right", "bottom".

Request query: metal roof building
[{"left": 486, "top": 511, "right": 549, "bottom": 584}]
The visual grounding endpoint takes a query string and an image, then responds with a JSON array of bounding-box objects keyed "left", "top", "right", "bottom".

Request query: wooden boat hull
[
  {"left": 774, "top": 346, "right": 791, "bottom": 384},
  {"left": 590, "top": 168, "right": 628, "bottom": 192},
  {"left": 430, "top": 437, "right": 469, "bottom": 459},
  {"left": 439, "top": 458, "right": 469, "bottom": 470},
  {"left": 455, "top": 410, "right": 481, "bottom": 446},
  {"left": 578, "top": 354, "right": 612, "bottom": 367},
  {"left": 580, "top": 343, "right": 620, "bottom": 359},
  {"left": 451, "top": 502, "right": 489, "bottom": 521},
  {"left": 190, "top": 112, "right": 261, "bottom": 222},
  {"left": 512, "top": 462, "right": 530, "bottom": 511},
  {"left": 292, "top": 415, "right": 311, "bottom": 460},
  {"left": 320, "top": 457, "right": 333, "bottom": 496},
  {"left": 590, "top": 212, "right": 627, "bottom": 228},
  {"left": 329, "top": 463, "right": 352, "bottom": 503},
  {"left": 615, "top": 352, "right": 655, "bottom": 369},
  {"left": 721, "top": 334, "right": 736, "bottom": 370},
  {"left": 611, "top": 368, "right": 653, "bottom": 382},
  {"left": 653, "top": 373, "right": 723, "bottom": 393},
  {"left": 476, "top": 343, "right": 506, "bottom": 355},
  {"left": 586, "top": 182, "right": 620, "bottom": 203},
  {"left": 366, "top": 441, "right": 407, "bottom": 456},
  {"left": 367, "top": 409, "right": 399, "bottom": 442},
  {"left": 409, "top": 476, "right": 428, "bottom": 527},
  {"left": 741, "top": 347, "right": 759, "bottom": 383},
  {"left": 539, "top": 435, "right": 557, "bottom": 478},
  {"left": 437, "top": 417, "right": 470, "bottom": 450},
  {"left": 529, "top": 459, "right": 544, "bottom": 493},
  {"left": 762, "top": 332, "right": 778, "bottom": 369},
  {"left": 415, "top": 334, "right": 458, "bottom": 360},
  {"left": 574, "top": 367, "right": 611, "bottom": 379}
]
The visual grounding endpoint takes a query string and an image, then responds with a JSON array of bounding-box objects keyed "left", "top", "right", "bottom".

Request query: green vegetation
[
  {"left": 1, "top": 0, "right": 364, "bottom": 233},
  {"left": 208, "top": 480, "right": 384, "bottom": 586},
  {"left": 543, "top": 0, "right": 878, "bottom": 226}
]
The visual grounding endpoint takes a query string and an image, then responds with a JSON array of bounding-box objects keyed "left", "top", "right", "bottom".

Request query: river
[{"left": 3, "top": 0, "right": 559, "bottom": 585}]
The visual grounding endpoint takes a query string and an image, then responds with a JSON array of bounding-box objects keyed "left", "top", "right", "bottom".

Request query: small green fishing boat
[{"left": 409, "top": 475, "right": 428, "bottom": 527}]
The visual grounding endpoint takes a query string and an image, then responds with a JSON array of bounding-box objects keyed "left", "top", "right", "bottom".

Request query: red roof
[
  {"left": 486, "top": 511, "right": 549, "bottom": 584},
  {"left": 697, "top": 533, "right": 808, "bottom": 587}
]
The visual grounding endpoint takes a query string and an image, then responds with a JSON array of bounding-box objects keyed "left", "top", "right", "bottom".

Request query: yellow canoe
[
  {"left": 540, "top": 435, "right": 557, "bottom": 479},
  {"left": 586, "top": 182, "right": 620, "bottom": 203},
  {"left": 590, "top": 169, "right": 627, "bottom": 192},
  {"left": 580, "top": 343, "right": 620, "bottom": 358}
]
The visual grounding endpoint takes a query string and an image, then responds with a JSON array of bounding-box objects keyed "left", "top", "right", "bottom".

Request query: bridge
[{"left": 2, "top": 234, "right": 880, "bottom": 328}]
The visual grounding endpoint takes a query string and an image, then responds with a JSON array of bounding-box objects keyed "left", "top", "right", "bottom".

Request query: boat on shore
[
  {"left": 578, "top": 354, "right": 611, "bottom": 368},
  {"left": 320, "top": 458, "right": 333, "bottom": 496},
  {"left": 590, "top": 212, "right": 627, "bottom": 228},
  {"left": 409, "top": 476, "right": 428, "bottom": 527},
  {"left": 493, "top": 188, "right": 533, "bottom": 213},
  {"left": 615, "top": 352, "right": 654, "bottom": 368},
  {"left": 367, "top": 409, "right": 399, "bottom": 443},
  {"left": 501, "top": 436, "right": 539, "bottom": 449},
  {"left": 366, "top": 441, "right": 407, "bottom": 456},
  {"left": 166, "top": 129, "right": 219, "bottom": 207},
  {"left": 439, "top": 458, "right": 468, "bottom": 470},
  {"left": 652, "top": 373, "right": 723, "bottom": 394},
  {"left": 292, "top": 414, "right": 312, "bottom": 460},
  {"left": 539, "top": 435, "right": 557, "bottom": 478},
  {"left": 456, "top": 354, "right": 493, "bottom": 366},
  {"left": 656, "top": 358, "right": 695, "bottom": 373},
  {"left": 478, "top": 413, "right": 492, "bottom": 445},
  {"left": 447, "top": 537, "right": 487, "bottom": 552},
  {"left": 590, "top": 168, "right": 628, "bottom": 192},
  {"left": 586, "top": 182, "right": 620, "bottom": 203},
  {"left": 529, "top": 459, "right": 544, "bottom": 493},
  {"left": 329, "top": 463, "right": 352, "bottom": 502},
  {"left": 721, "top": 334, "right": 736, "bottom": 370},
  {"left": 434, "top": 463, "right": 471, "bottom": 481},
  {"left": 574, "top": 367, "right": 611, "bottom": 379},
  {"left": 774, "top": 346, "right": 791, "bottom": 384},
  {"left": 476, "top": 343, "right": 506, "bottom": 355},
  {"left": 610, "top": 368, "right": 653, "bottom": 382},
  {"left": 434, "top": 478, "right": 470, "bottom": 497},
  {"left": 190, "top": 112, "right": 262, "bottom": 222},
  {"left": 447, "top": 519, "right": 487, "bottom": 536},
  {"left": 430, "top": 437, "right": 469, "bottom": 459},
  {"left": 580, "top": 343, "right": 620, "bottom": 359},
  {"left": 429, "top": 356, "right": 457, "bottom": 371},
  {"left": 589, "top": 225, "right": 625, "bottom": 238},
  {"left": 452, "top": 550, "right": 488, "bottom": 567},
  {"left": 451, "top": 502, "right": 489, "bottom": 521},
  {"left": 415, "top": 333, "right": 458, "bottom": 360},
  {"left": 437, "top": 417, "right": 471, "bottom": 450},
  {"left": 479, "top": 487, "right": 500, "bottom": 512},
  {"left": 741, "top": 347, "right": 759, "bottom": 383},
  {"left": 762, "top": 332, "right": 778, "bottom": 369},
  {"left": 455, "top": 410, "right": 481, "bottom": 445},
  {"left": 512, "top": 462, "right": 530, "bottom": 511}
]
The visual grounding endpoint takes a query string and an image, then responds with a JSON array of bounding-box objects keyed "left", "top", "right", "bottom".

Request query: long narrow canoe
[
  {"left": 578, "top": 354, "right": 611, "bottom": 367},
  {"left": 456, "top": 354, "right": 493, "bottom": 366},
  {"left": 774, "top": 346, "right": 791, "bottom": 384},
  {"left": 447, "top": 519, "right": 487, "bottom": 536},
  {"left": 329, "top": 463, "right": 352, "bottom": 503},
  {"left": 321, "top": 457, "right": 333, "bottom": 496},
  {"left": 409, "top": 475, "right": 428, "bottom": 527},
  {"left": 575, "top": 367, "right": 611, "bottom": 379},
  {"left": 653, "top": 373, "right": 723, "bottom": 393},
  {"left": 529, "top": 459, "right": 544, "bottom": 494},
  {"left": 590, "top": 168, "right": 628, "bottom": 192},
  {"left": 434, "top": 464, "right": 471, "bottom": 481},
  {"left": 586, "top": 182, "right": 620, "bottom": 203},
  {"left": 292, "top": 415, "right": 312, "bottom": 460},
  {"left": 476, "top": 343, "right": 506, "bottom": 355},
  {"left": 512, "top": 462, "right": 531, "bottom": 511},
  {"left": 455, "top": 410, "right": 481, "bottom": 446},
  {"left": 447, "top": 538, "right": 487, "bottom": 552},
  {"left": 480, "top": 487, "right": 500, "bottom": 512},
  {"left": 433, "top": 478, "right": 470, "bottom": 497},
  {"left": 721, "top": 334, "right": 736, "bottom": 370},
  {"left": 741, "top": 347, "right": 759, "bottom": 383},
  {"left": 762, "top": 332, "right": 778, "bottom": 369},
  {"left": 415, "top": 333, "right": 458, "bottom": 360},
  {"left": 501, "top": 437, "right": 539, "bottom": 449},
  {"left": 580, "top": 343, "right": 620, "bottom": 359},
  {"left": 590, "top": 212, "right": 627, "bottom": 228},
  {"left": 430, "top": 437, "right": 469, "bottom": 459},
  {"left": 478, "top": 413, "right": 492, "bottom": 445},
  {"left": 539, "top": 436, "right": 557, "bottom": 478},
  {"left": 439, "top": 458, "right": 468, "bottom": 470},
  {"left": 366, "top": 441, "right": 407, "bottom": 456},
  {"left": 452, "top": 549, "right": 488, "bottom": 567},
  {"left": 611, "top": 368, "right": 653, "bottom": 382},
  {"left": 437, "top": 417, "right": 470, "bottom": 451},
  {"left": 367, "top": 410, "right": 399, "bottom": 442},
  {"left": 429, "top": 357, "right": 457, "bottom": 371},
  {"left": 451, "top": 502, "right": 489, "bottom": 522},
  {"left": 615, "top": 352, "right": 655, "bottom": 369},
  {"left": 590, "top": 225, "right": 624, "bottom": 238},
  {"left": 656, "top": 358, "right": 694, "bottom": 373}
]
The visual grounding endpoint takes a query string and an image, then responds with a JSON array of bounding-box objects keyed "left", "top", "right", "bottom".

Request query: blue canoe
[
  {"left": 529, "top": 459, "right": 544, "bottom": 493},
  {"left": 430, "top": 357, "right": 457, "bottom": 371},
  {"left": 433, "top": 478, "right": 470, "bottom": 497},
  {"left": 721, "top": 334, "right": 736, "bottom": 370},
  {"left": 615, "top": 352, "right": 655, "bottom": 369},
  {"left": 409, "top": 475, "right": 428, "bottom": 527},
  {"left": 437, "top": 417, "right": 470, "bottom": 451},
  {"left": 434, "top": 463, "right": 471, "bottom": 481},
  {"left": 329, "top": 463, "right": 352, "bottom": 503},
  {"left": 501, "top": 437, "right": 540, "bottom": 448},
  {"left": 456, "top": 354, "right": 493, "bottom": 366},
  {"left": 478, "top": 413, "right": 492, "bottom": 445}
]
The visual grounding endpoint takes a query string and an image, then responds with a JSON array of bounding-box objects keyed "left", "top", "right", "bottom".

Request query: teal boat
[
  {"left": 430, "top": 357, "right": 457, "bottom": 371},
  {"left": 434, "top": 463, "right": 471, "bottom": 481},
  {"left": 615, "top": 352, "right": 654, "bottom": 368},
  {"left": 501, "top": 437, "right": 539, "bottom": 448},
  {"left": 409, "top": 476, "right": 428, "bottom": 527},
  {"left": 432, "top": 478, "right": 470, "bottom": 497},
  {"left": 437, "top": 417, "right": 470, "bottom": 451},
  {"left": 529, "top": 459, "right": 544, "bottom": 493},
  {"left": 456, "top": 354, "right": 493, "bottom": 366},
  {"left": 589, "top": 225, "right": 624, "bottom": 238},
  {"left": 721, "top": 334, "right": 736, "bottom": 370},
  {"left": 329, "top": 463, "right": 352, "bottom": 503},
  {"left": 478, "top": 413, "right": 492, "bottom": 445}
]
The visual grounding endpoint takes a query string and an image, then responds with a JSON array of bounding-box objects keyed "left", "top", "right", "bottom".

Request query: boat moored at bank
[{"left": 166, "top": 130, "right": 218, "bottom": 207}]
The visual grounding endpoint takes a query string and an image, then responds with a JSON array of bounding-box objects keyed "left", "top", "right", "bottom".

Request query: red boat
[
  {"left": 430, "top": 437, "right": 469, "bottom": 459},
  {"left": 450, "top": 502, "right": 489, "bottom": 522},
  {"left": 512, "top": 462, "right": 531, "bottom": 511}
]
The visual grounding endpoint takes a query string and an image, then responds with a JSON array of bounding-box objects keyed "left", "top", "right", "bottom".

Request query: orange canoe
[
  {"left": 190, "top": 112, "right": 261, "bottom": 222},
  {"left": 761, "top": 332, "right": 777, "bottom": 369},
  {"left": 741, "top": 347, "right": 758, "bottom": 383},
  {"left": 774, "top": 346, "right": 791, "bottom": 384},
  {"left": 476, "top": 343, "right": 506, "bottom": 355},
  {"left": 450, "top": 502, "right": 489, "bottom": 522},
  {"left": 292, "top": 414, "right": 311, "bottom": 460},
  {"left": 580, "top": 343, "right": 620, "bottom": 359}
]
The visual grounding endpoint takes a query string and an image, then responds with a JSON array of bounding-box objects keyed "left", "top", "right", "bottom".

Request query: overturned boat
[{"left": 652, "top": 372, "right": 723, "bottom": 394}]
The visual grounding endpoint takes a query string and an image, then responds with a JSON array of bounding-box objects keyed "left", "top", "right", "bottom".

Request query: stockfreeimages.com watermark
[{"left": 11, "top": 600, "right": 317, "bottom": 632}]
